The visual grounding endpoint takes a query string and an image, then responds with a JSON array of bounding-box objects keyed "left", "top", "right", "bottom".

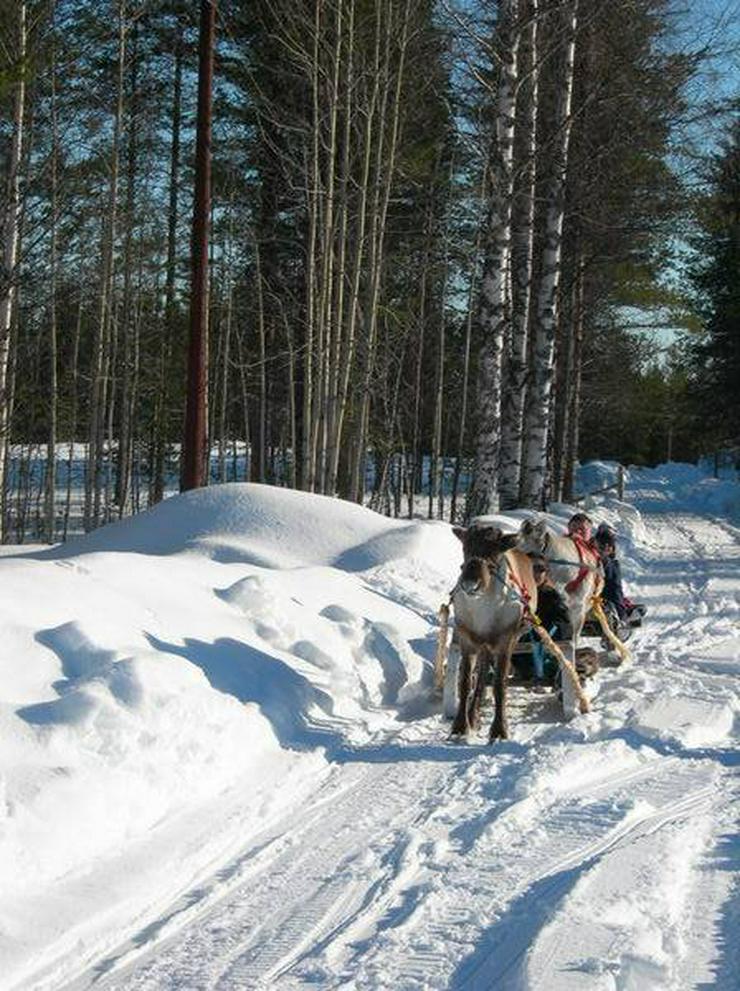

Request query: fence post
[{"left": 617, "top": 465, "right": 625, "bottom": 501}]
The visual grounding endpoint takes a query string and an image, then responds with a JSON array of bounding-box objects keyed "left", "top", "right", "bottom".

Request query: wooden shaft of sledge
[
  {"left": 433, "top": 602, "right": 450, "bottom": 693},
  {"left": 590, "top": 595, "right": 631, "bottom": 664},
  {"left": 529, "top": 620, "right": 590, "bottom": 715}
]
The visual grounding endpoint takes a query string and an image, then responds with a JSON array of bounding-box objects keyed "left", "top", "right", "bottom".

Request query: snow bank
[
  {"left": 575, "top": 459, "right": 623, "bottom": 494},
  {"left": 0, "top": 484, "right": 457, "bottom": 988},
  {"left": 50, "top": 482, "right": 454, "bottom": 571}
]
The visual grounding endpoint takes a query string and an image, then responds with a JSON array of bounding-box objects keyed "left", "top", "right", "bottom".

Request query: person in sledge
[
  {"left": 593, "top": 522, "right": 646, "bottom": 629},
  {"left": 566, "top": 511, "right": 595, "bottom": 544},
  {"left": 512, "top": 560, "right": 598, "bottom": 688}
]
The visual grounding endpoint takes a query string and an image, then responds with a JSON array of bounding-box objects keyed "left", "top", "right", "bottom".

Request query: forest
[{"left": 0, "top": 0, "right": 738, "bottom": 543}]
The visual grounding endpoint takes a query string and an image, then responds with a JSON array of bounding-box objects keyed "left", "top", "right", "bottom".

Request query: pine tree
[{"left": 691, "top": 122, "right": 740, "bottom": 450}]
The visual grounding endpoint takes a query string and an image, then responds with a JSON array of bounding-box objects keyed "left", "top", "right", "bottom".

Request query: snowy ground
[{"left": 2, "top": 464, "right": 739, "bottom": 990}]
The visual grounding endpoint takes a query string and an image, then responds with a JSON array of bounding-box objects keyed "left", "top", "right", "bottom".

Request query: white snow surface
[{"left": 2, "top": 467, "right": 739, "bottom": 990}]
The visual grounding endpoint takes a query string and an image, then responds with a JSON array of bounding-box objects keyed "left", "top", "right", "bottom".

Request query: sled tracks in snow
[{"left": 91, "top": 747, "right": 718, "bottom": 991}]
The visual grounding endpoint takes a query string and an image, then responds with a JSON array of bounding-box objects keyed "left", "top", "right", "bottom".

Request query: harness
[
  {"left": 564, "top": 534, "right": 600, "bottom": 594},
  {"left": 433, "top": 552, "right": 593, "bottom": 715}
]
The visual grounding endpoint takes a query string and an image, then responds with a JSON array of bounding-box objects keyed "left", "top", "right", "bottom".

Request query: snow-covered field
[{"left": 2, "top": 463, "right": 739, "bottom": 990}]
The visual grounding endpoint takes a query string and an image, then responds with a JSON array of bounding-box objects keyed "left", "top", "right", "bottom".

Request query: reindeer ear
[
  {"left": 452, "top": 526, "right": 467, "bottom": 543},
  {"left": 520, "top": 519, "right": 533, "bottom": 535},
  {"left": 533, "top": 519, "right": 548, "bottom": 538},
  {"left": 485, "top": 526, "right": 503, "bottom": 542}
]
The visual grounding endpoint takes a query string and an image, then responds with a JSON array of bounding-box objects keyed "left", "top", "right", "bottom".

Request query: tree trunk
[
  {"left": 520, "top": 0, "right": 578, "bottom": 509},
  {"left": 152, "top": 24, "right": 183, "bottom": 504},
  {"left": 63, "top": 299, "right": 83, "bottom": 541},
  {"left": 117, "top": 19, "right": 140, "bottom": 516},
  {"left": 350, "top": 0, "right": 411, "bottom": 504},
  {"left": 85, "top": 1, "right": 125, "bottom": 529},
  {"left": 499, "top": 0, "right": 538, "bottom": 509},
  {"left": 466, "top": 0, "right": 521, "bottom": 520},
  {"left": 46, "top": 22, "right": 59, "bottom": 542},
  {"left": 562, "top": 254, "right": 585, "bottom": 501},
  {"left": 0, "top": 1, "right": 26, "bottom": 543},
  {"left": 182, "top": 0, "right": 216, "bottom": 492}
]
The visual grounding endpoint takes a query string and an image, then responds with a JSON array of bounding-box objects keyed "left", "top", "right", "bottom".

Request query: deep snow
[{"left": 1, "top": 464, "right": 739, "bottom": 990}]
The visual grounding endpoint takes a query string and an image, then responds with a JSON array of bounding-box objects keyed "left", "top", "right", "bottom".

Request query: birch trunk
[
  {"left": 466, "top": 0, "right": 521, "bottom": 520},
  {"left": 498, "top": 0, "right": 538, "bottom": 509},
  {"left": 520, "top": 0, "right": 578, "bottom": 509},
  {"left": 449, "top": 182, "right": 486, "bottom": 524},
  {"left": 0, "top": 1, "right": 26, "bottom": 543}
]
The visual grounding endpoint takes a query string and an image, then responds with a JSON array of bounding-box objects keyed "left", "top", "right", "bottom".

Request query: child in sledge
[
  {"left": 593, "top": 522, "right": 646, "bottom": 627},
  {"left": 566, "top": 512, "right": 595, "bottom": 545},
  {"left": 513, "top": 560, "right": 598, "bottom": 688}
]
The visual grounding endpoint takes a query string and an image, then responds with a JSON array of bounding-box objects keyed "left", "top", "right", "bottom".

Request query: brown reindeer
[{"left": 449, "top": 525, "right": 537, "bottom": 741}]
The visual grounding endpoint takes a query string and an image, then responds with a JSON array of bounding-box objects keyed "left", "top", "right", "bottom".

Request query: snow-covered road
[
  {"left": 62, "top": 509, "right": 740, "bottom": 991},
  {"left": 3, "top": 466, "right": 739, "bottom": 991}
]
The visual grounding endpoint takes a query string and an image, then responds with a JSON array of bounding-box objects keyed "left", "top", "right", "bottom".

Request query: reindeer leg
[
  {"left": 471, "top": 647, "right": 489, "bottom": 731},
  {"left": 489, "top": 638, "right": 514, "bottom": 742},
  {"left": 450, "top": 648, "right": 476, "bottom": 737}
]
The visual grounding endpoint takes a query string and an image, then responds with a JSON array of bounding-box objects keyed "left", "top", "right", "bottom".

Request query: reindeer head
[
  {"left": 517, "top": 517, "right": 549, "bottom": 555},
  {"left": 452, "top": 525, "right": 518, "bottom": 597}
]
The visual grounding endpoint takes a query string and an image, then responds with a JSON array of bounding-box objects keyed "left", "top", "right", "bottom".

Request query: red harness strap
[
  {"left": 507, "top": 568, "right": 532, "bottom": 609},
  {"left": 564, "top": 534, "right": 598, "bottom": 594}
]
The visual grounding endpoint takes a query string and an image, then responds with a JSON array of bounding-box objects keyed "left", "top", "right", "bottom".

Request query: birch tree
[
  {"left": 466, "top": 0, "right": 521, "bottom": 520},
  {"left": 498, "top": 0, "right": 537, "bottom": 510},
  {"left": 0, "top": 0, "right": 26, "bottom": 542},
  {"left": 520, "top": 0, "right": 578, "bottom": 509}
]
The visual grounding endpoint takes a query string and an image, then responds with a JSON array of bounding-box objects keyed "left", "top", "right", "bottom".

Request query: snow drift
[{"left": 0, "top": 484, "right": 460, "bottom": 989}]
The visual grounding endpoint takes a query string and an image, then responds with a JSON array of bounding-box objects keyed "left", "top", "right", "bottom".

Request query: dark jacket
[
  {"left": 537, "top": 584, "right": 573, "bottom": 640},
  {"left": 602, "top": 556, "right": 627, "bottom": 617}
]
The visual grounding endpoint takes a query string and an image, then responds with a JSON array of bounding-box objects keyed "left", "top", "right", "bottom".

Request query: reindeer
[
  {"left": 515, "top": 517, "right": 630, "bottom": 665},
  {"left": 516, "top": 518, "right": 599, "bottom": 644},
  {"left": 448, "top": 525, "right": 537, "bottom": 741}
]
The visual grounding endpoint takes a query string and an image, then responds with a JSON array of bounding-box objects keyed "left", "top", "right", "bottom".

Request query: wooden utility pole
[{"left": 182, "top": 0, "right": 216, "bottom": 491}]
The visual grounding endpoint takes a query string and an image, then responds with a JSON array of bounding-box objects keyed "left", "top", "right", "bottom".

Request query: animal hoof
[
  {"left": 488, "top": 725, "right": 508, "bottom": 743},
  {"left": 448, "top": 728, "right": 472, "bottom": 744},
  {"left": 579, "top": 699, "right": 591, "bottom": 714}
]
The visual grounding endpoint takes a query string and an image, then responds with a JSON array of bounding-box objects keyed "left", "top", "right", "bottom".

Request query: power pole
[{"left": 182, "top": 0, "right": 216, "bottom": 491}]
